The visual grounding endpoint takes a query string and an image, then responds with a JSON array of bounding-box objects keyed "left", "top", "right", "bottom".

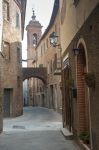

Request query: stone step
[{"left": 61, "top": 128, "right": 74, "bottom": 140}]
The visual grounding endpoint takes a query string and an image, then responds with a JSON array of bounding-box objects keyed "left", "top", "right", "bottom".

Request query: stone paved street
[{"left": 0, "top": 107, "right": 82, "bottom": 150}]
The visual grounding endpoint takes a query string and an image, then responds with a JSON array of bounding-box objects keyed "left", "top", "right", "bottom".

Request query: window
[
  {"left": 16, "top": 12, "right": 20, "bottom": 28},
  {"left": 32, "top": 33, "right": 37, "bottom": 47},
  {"left": 3, "top": 41, "right": 10, "bottom": 60},
  {"left": 3, "top": 0, "right": 9, "bottom": 21},
  {"left": 17, "top": 47, "right": 20, "bottom": 62},
  {"left": 73, "top": 0, "right": 80, "bottom": 7}
]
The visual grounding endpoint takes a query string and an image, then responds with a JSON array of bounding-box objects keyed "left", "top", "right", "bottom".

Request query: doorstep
[{"left": 61, "top": 128, "right": 73, "bottom": 140}]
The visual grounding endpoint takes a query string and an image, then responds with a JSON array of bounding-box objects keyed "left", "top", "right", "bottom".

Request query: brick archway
[{"left": 22, "top": 67, "right": 47, "bottom": 84}]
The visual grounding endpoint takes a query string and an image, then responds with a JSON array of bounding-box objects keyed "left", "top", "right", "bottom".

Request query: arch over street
[{"left": 22, "top": 67, "right": 47, "bottom": 84}]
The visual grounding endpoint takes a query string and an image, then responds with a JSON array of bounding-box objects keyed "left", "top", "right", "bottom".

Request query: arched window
[{"left": 33, "top": 33, "right": 37, "bottom": 47}]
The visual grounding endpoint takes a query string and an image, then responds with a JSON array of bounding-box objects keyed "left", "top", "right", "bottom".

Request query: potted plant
[
  {"left": 84, "top": 72, "right": 95, "bottom": 89},
  {"left": 79, "top": 132, "right": 90, "bottom": 145}
]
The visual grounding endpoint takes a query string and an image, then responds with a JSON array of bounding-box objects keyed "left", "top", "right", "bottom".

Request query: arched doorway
[{"left": 76, "top": 42, "right": 90, "bottom": 138}]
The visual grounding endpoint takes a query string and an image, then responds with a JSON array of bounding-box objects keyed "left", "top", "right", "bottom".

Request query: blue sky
[{"left": 22, "top": 0, "right": 54, "bottom": 66}]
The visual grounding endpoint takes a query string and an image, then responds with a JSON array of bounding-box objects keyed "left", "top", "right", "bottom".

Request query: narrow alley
[{"left": 0, "top": 107, "right": 81, "bottom": 150}]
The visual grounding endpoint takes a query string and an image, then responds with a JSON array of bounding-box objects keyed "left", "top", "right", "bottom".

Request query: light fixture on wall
[
  {"left": 49, "top": 32, "right": 59, "bottom": 47},
  {"left": 72, "top": 48, "right": 80, "bottom": 55},
  {"left": 49, "top": 31, "right": 62, "bottom": 75},
  {"left": 49, "top": 31, "right": 62, "bottom": 77}
]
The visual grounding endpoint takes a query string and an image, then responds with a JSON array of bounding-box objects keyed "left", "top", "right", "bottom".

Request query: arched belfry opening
[{"left": 33, "top": 33, "right": 37, "bottom": 47}]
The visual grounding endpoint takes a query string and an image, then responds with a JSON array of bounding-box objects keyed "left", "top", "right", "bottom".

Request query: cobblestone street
[{"left": 0, "top": 107, "right": 82, "bottom": 150}]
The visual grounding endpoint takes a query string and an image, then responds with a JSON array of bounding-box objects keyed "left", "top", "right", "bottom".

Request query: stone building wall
[
  {"left": 36, "top": 5, "right": 62, "bottom": 113},
  {"left": 2, "top": 0, "right": 24, "bottom": 117}
]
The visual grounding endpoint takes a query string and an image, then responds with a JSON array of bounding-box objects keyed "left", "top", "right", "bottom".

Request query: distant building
[{"left": 26, "top": 10, "right": 42, "bottom": 106}]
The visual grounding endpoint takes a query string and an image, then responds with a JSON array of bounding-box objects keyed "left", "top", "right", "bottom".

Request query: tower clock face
[{"left": 61, "top": 0, "right": 66, "bottom": 24}]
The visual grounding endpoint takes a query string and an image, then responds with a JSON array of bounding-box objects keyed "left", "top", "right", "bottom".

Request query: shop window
[{"left": 3, "top": 0, "right": 9, "bottom": 21}]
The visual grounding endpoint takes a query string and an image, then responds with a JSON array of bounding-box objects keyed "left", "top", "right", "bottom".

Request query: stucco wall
[{"left": 60, "top": 0, "right": 99, "bottom": 54}]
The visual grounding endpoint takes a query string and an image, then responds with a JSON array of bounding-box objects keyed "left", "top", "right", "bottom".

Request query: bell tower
[{"left": 26, "top": 9, "right": 42, "bottom": 67}]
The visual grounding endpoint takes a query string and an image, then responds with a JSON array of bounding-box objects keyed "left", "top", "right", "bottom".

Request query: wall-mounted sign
[{"left": 0, "top": 0, "right": 3, "bottom": 52}]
